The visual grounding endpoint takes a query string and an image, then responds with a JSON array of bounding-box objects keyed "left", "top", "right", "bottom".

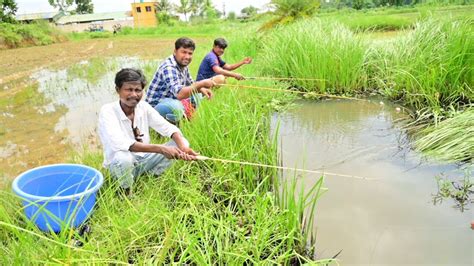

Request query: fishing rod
[
  {"left": 216, "top": 83, "right": 368, "bottom": 102},
  {"left": 195, "top": 155, "right": 378, "bottom": 180},
  {"left": 245, "top": 76, "right": 327, "bottom": 82}
]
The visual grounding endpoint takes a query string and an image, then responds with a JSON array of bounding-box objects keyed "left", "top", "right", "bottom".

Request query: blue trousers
[{"left": 155, "top": 95, "right": 203, "bottom": 123}]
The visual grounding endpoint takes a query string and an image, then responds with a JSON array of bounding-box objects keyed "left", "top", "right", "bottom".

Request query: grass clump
[
  {"left": 370, "top": 18, "right": 473, "bottom": 119},
  {"left": 415, "top": 108, "right": 474, "bottom": 163},
  {"left": 260, "top": 19, "right": 367, "bottom": 95},
  {"left": 0, "top": 21, "right": 66, "bottom": 49}
]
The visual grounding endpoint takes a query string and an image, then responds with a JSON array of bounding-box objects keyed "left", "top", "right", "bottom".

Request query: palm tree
[
  {"left": 261, "top": 0, "right": 321, "bottom": 29},
  {"left": 176, "top": 0, "right": 191, "bottom": 21},
  {"left": 155, "top": 0, "right": 173, "bottom": 13}
]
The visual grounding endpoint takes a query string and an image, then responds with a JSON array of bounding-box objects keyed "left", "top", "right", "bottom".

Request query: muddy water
[
  {"left": 0, "top": 57, "right": 158, "bottom": 186},
  {"left": 272, "top": 100, "right": 473, "bottom": 265}
]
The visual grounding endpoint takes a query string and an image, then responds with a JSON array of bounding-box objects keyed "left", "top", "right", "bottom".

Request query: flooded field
[
  {"left": 273, "top": 100, "right": 472, "bottom": 265},
  {"left": 0, "top": 57, "right": 160, "bottom": 185}
]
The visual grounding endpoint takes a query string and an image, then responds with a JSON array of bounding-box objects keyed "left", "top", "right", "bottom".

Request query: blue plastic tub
[{"left": 12, "top": 164, "right": 104, "bottom": 232}]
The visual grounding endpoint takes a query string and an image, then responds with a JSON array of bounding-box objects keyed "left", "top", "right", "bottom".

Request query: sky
[{"left": 15, "top": 0, "right": 272, "bottom": 15}]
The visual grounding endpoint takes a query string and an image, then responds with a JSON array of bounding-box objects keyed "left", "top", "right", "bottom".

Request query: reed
[
  {"left": 260, "top": 19, "right": 367, "bottom": 95},
  {"left": 368, "top": 18, "right": 473, "bottom": 118}
]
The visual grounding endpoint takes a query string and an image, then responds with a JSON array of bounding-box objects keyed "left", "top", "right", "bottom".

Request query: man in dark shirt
[{"left": 196, "top": 38, "right": 252, "bottom": 82}]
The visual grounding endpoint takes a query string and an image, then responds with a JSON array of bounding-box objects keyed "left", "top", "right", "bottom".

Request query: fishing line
[
  {"left": 217, "top": 83, "right": 368, "bottom": 102},
  {"left": 196, "top": 155, "right": 378, "bottom": 180},
  {"left": 246, "top": 76, "right": 327, "bottom": 82}
]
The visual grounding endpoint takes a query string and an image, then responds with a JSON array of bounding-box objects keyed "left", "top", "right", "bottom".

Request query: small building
[
  {"left": 131, "top": 1, "right": 157, "bottom": 27},
  {"left": 55, "top": 12, "right": 133, "bottom": 32},
  {"left": 16, "top": 12, "right": 64, "bottom": 24}
]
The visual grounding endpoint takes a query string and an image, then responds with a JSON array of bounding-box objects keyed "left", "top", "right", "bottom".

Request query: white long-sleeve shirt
[{"left": 98, "top": 100, "right": 181, "bottom": 167}]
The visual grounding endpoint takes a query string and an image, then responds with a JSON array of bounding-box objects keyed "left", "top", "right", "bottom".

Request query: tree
[
  {"left": 0, "top": 0, "right": 18, "bottom": 23},
  {"left": 227, "top": 11, "right": 236, "bottom": 20},
  {"left": 189, "top": 0, "right": 203, "bottom": 17},
  {"left": 176, "top": 0, "right": 191, "bottom": 21},
  {"left": 155, "top": 0, "right": 175, "bottom": 25},
  {"left": 155, "top": 0, "right": 173, "bottom": 13},
  {"left": 241, "top": 5, "right": 258, "bottom": 17},
  {"left": 48, "top": 0, "right": 74, "bottom": 12},
  {"left": 75, "top": 0, "right": 93, "bottom": 14},
  {"left": 261, "top": 0, "right": 321, "bottom": 29}
]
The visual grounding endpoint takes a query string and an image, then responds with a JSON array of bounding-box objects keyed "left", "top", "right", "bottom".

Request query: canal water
[{"left": 272, "top": 99, "right": 472, "bottom": 265}]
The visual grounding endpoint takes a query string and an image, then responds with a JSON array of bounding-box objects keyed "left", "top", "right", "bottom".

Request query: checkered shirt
[{"left": 146, "top": 55, "right": 194, "bottom": 107}]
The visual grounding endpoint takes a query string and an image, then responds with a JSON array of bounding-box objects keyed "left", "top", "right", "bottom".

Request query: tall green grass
[
  {"left": 259, "top": 17, "right": 472, "bottom": 114},
  {"left": 415, "top": 108, "right": 474, "bottom": 163},
  {"left": 369, "top": 18, "right": 473, "bottom": 118},
  {"left": 260, "top": 19, "right": 367, "bottom": 94}
]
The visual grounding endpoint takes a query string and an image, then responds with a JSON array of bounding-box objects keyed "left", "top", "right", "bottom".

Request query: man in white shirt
[{"left": 98, "top": 68, "right": 198, "bottom": 195}]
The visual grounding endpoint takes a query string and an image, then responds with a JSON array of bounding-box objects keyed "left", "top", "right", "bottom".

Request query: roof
[
  {"left": 16, "top": 12, "right": 61, "bottom": 21},
  {"left": 56, "top": 11, "right": 131, "bottom": 25}
]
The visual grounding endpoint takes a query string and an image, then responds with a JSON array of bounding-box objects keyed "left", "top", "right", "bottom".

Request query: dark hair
[
  {"left": 115, "top": 68, "right": 146, "bottom": 90},
  {"left": 214, "top": 38, "right": 228, "bottom": 49},
  {"left": 175, "top": 37, "right": 195, "bottom": 50}
]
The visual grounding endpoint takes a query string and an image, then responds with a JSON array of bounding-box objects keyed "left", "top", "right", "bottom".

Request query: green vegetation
[
  {"left": 415, "top": 108, "right": 474, "bottom": 163},
  {"left": 0, "top": 0, "right": 17, "bottom": 24},
  {"left": 0, "top": 84, "right": 327, "bottom": 264},
  {"left": 260, "top": 19, "right": 367, "bottom": 94},
  {"left": 0, "top": 35, "right": 330, "bottom": 263},
  {"left": 255, "top": 9, "right": 472, "bottom": 162},
  {"left": 318, "top": 4, "right": 473, "bottom": 31},
  {"left": 433, "top": 168, "right": 473, "bottom": 212},
  {"left": 67, "top": 20, "right": 263, "bottom": 41},
  {"left": 0, "top": 21, "right": 66, "bottom": 49},
  {"left": 370, "top": 18, "right": 473, "bottom": 117},
  {"left": 1, "top": 3, "right": 472, "bottom": 263},
  {"left": 259, "top": 16, "right": 473, "bottom": 115}
]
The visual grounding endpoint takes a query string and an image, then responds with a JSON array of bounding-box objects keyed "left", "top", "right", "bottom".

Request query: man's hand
[
  {"left": 233, "top": 73, "right": 245, "bottom": 80},
  {"left": 199, "top": 87, "right": 213, "bottom": 99},
  {"left": 161, "top": 146, "right": 197, "bottom": 161},
  {"left": 196, "top": 79, "right": 215, "bottom": 89},
  {"left": 242, "top": 57, "right": 252, "bottom": 64},
  {"left": 180, "top": 146, "right": 198, "bottom": 157}
]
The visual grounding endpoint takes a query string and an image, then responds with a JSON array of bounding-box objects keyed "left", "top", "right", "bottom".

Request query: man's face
[
  {"left": 213, "top": 45, "right": 225, "bottom": 56},
  {"left": 174, "top": 47, "right": 194, "bottom": 67},
  {"left": 117, "top": 81, "right": 143, "bottom": 109}
]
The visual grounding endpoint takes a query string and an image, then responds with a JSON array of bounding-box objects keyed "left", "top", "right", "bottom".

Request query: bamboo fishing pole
[
  {"left": 246, "top": 76, "right": 327, "bottom": 82},
  {"left": 216, "top": 83, "right": 368, "bottom": 102},
  {"left": 195, "top": 155, "right": 378, "bottom": 180}
]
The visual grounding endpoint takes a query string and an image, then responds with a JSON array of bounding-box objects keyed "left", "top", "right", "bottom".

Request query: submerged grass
[{"left": 415, "top": 108, "right": 474, "bottom": 163}]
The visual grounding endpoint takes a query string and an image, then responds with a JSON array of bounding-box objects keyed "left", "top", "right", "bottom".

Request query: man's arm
[
  {"left": 176, "top": 79, "right": 215, "bottom": 100},
  {"left": 211, "top": 65, "right": 244, "bottom": 80},
  {"left": 129, "top": 141, "right": 196, "bottom": 160},
  {"left": 222, "top": 57, "right": 252, "bottom": 71}
]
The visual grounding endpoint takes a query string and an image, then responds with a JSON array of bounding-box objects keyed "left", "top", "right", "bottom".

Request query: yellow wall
[{"left": 131, "top": 2, "right": 157, "bottom": 27}]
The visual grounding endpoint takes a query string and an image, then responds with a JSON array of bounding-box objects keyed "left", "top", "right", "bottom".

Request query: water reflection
[
  {"left": 272, "top": 99, "right": 472, "bottom": 265},
  {"left": 0, "top": 57, "right": 159, "bottom": 184}
]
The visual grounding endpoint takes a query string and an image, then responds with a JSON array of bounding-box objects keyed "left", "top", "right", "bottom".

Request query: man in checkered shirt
[{"left": 146, "top": 37, "right": 216, "bottom": 123}]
